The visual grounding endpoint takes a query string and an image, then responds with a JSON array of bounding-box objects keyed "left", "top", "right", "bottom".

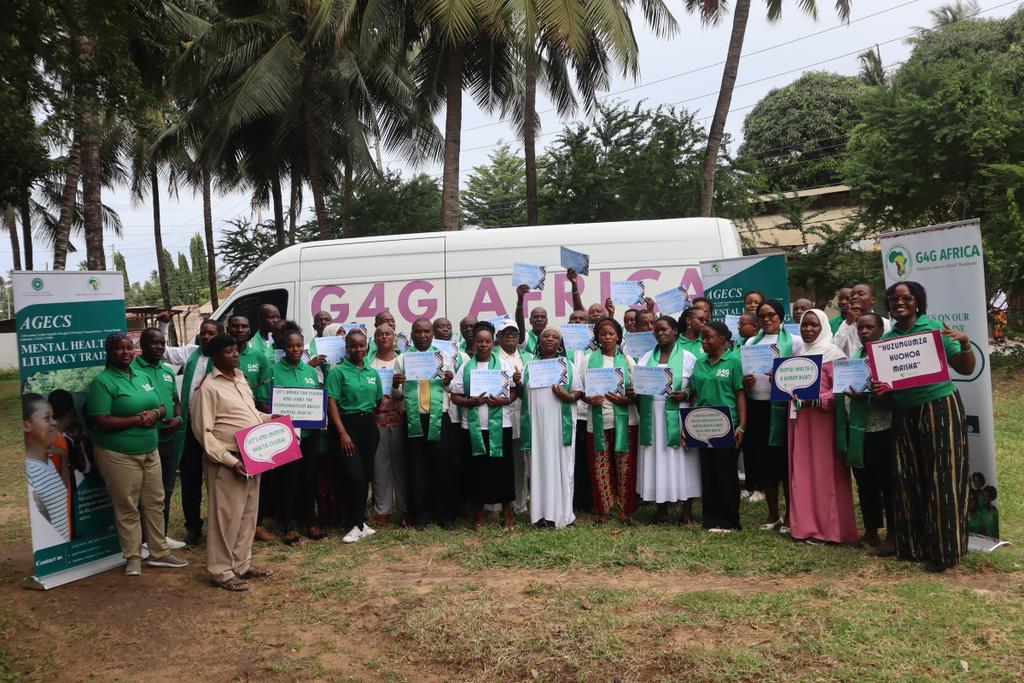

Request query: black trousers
[
  {"left": 278, "top": 436, "right": 320, "bottom": 531},
  {"left": 573, "top": 419, "right": 593, "bottom": 512},
  {"left": 157, "top": 438, "right": 179, "bottom": 534},
  {"left": 180, "top": 428, "right": 204, "bottom": 535},
  {"left": 700, "top": 448, "right": 741, "bottom": 530},
  {"left": 853, "top": 428, "right": 895, "bottom": 533},
  {"left": 445, "top": 414, "right": 466, "bottom": 510},
  {"left": 336, "top": 413, "right": 380, "bottom": 530},
  {"left": 408, "top": 414, "right": 453, "bottom": 526}
]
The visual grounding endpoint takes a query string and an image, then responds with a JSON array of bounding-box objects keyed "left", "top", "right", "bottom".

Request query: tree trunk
[
  {"left": 151, "top": 165, "right": 172, "bottom": 311},
  {"left": 202, "top": 165, "right": 219, "bottom": 310},
  {"left": 341, "top": 159, "right": 353, "bottom": 236},
  {"left": 288, "top": 165, "right": 300, "bottom": 245},
  {"left": 20, "top": 186, "right": 34, "bottom": 270},
  {"left": 440, "top": 48, "right": 464, "bottom": 231},
  {"left": 524, "top": 55, "right": 539, "bottom": 226},
  {"left": 698, "top": 0, "right": 751, "bottom": 217},
  {"left": 81, "top": 105, "right": 104, "bottom": 269},
  {"left": 271, "top": 174, "right": 286, "bottom": 250},
  {"left": 4, "top": 209, "right": 22, "bottom": 271},
  {"left": 52, "top": 133, "right": 81, "bottom": 271},
  {"left": 302, "top": 63, "right": 330, "bottom": 240}
]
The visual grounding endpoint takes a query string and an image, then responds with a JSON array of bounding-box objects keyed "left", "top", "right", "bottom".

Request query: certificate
[
  {"left": 585, "top": 367, "right": 625, "bottom": 396},
  {"left": 512, "top": 263, "right": 546, "bottom": 290},
  {"left": 623, "top": 331, "right": 656, "bottom": 359},
  {"left": 527, "top": 358, "right": 568, "bottom": 388},
  {"left": 402, "top": 351, "right": 445, "bottom": 381},
  {"left": 740, "top": 344, "right": 776, "bottom": 375},
  {"left": 611, "top": 280, "right": 646, "bottom": 306},
  {"left": 377, "top": 367, "right": 395, "bottom": 397},
  {"left": 783, "top": 322, "right": 801, "bottom": 337},
  {"left": 469, "top": 369, "right": 511, "bottom": 398},
  {"left": 560, "top": 246, "right": 590, "bottom": 276},
  {"left": 235, "top": 416, "right": 303, "bottom": 475},
  {"left": 396, "top": 332, "right": 409, "bottom": 353},
  {"left": 655, "top": 286, "right": 691, "bottom": 315},
  {"left": 432, "top": 339, "right": 457, "bottom": 358},
  {"left": 561, "top": 323, "right": 595, "bottom": 351},
  {"left": 310, "top": 335, "right": 345, "bottom": 364},
  {"left": 770, "top": 354, "right": 822, "bottom": 401},
  {"left": 342, "top": 322, "right": 368, "bottom": 335},
  {"left": 832, "top": 358, "right": 871, "bottom": 394},
  {"left": 632, "top": 365, "right": 673, "bottom": 396},
  {"left": 680, "top": 406, "right": 736, "bottom": 449},
  {"left": 269, "top": 387, "right": 327, "bottom": 430},
  {"left": 724, "top": 315, "right": 741, "bottom": 340},
  {"left": 865, "top": 330, "right": 950, "bottom": 390}
]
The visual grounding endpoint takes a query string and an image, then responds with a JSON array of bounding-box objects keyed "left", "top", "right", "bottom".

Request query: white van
[{"left": 211, "top": 218, "right": 743, "bottom": 330}]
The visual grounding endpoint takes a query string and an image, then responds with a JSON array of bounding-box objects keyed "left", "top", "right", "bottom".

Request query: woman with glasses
[
  {"left": 742, "top": 300, "right": 804, "bottom": 533},
  {"left": 877, "top": 281, "right": 975, "bottom": 572}
]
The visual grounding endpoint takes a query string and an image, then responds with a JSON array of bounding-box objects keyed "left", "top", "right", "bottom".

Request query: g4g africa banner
[
  {"left": 880, "top": 220, "right": 1001, "bottom": 543},
  {"left": 699, "top": 254, "right": 791, "bottom": 322},
  {"left": 15, "top": 271, "right": 126, "bottom": 589}
]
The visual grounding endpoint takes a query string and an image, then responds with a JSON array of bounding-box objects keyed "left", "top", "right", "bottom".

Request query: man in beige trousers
[{"left": 192, "top": 334, "right": 274, "bottom": 592}]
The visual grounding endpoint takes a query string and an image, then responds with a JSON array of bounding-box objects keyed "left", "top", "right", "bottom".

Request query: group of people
[{"left": 22, "top": 267, "right": 982, "bottom": 590}]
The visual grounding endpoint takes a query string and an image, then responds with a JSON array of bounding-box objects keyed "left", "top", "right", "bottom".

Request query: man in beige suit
[{"left": 192, "top": 334, "right": 274, "bottom": 592}]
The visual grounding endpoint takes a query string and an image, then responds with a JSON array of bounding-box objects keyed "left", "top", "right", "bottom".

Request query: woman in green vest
[
  {"left": 877, "top": 281, "right": 976, "bottom": 572},
  {"left": 326, "top": 329, "right": 384, "bottom": 544},
  {"left": 256, "top": 322, "right": 326, "bottom": 545},
  {"left": 689, "top": 321, "right": 747, "bottom": 531},
  {"left": 450, "top": 321, "right": 519, "bottom": 530},
  {"left": 742, "top": 299, "right": 804, "bottom": 533},
  {"left": 676, "top": 307, "right": 708, "bottom": 360}
]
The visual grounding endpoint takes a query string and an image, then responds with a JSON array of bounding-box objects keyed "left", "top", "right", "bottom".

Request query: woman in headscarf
[
  {"left": 787, "top": 309, "right": 858, "bottom": 545},
  {"left": 368, "top": 323, "right": 407, "bottom": 527}
]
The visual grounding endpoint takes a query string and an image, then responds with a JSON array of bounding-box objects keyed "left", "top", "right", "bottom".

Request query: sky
[{"left": 10, "top": 0, "right": 1022, "bottom": 287}]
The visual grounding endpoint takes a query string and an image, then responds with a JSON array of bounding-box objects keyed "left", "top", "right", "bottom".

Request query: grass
[{"left": 1, "top": 366, "right": 1023, "bottom": 681}]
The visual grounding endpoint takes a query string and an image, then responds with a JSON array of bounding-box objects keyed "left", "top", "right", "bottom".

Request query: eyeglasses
[
  {"left": 757, "top": 312, "right": 778, "bottom": 320},
  {"left": 887, "top": 295, "right": 915, "bottom": 304}
]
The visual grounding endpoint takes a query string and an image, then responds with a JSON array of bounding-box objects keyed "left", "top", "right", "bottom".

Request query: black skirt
[
  {"left": 461, "top": 427, "right": 515, "bottom": 504},
  {"left": 742, "top": 399, "right": 789, "bottom": 489}
]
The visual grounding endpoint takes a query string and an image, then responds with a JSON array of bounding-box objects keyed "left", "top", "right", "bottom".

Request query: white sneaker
[
  {"left": 360, "top": 524, "right": 376, "bottom": 540},
  {"left": 779, "top": 525, "right": 792, "bottom": 536},
  {"left": 164, "top": 537, "right": 186, "bottom": 550},
  {"left": 342, "top": 526, "right": 363, "bottom": 543},
  {"left": 748, "top": 491, "right": 765, "bottom": 503}
]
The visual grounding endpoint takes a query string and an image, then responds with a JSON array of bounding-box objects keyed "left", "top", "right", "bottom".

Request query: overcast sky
[{"left": 10, "top": 0, "right": 1020, "bottom": 286}]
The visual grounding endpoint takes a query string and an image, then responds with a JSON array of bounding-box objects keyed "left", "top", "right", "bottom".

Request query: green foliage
[
  {"left": 325, "top": 172, "right": 442, "bottom": 239},
  {"left": 217, "top": 218, "right": 281, "bottom": 287},
  {"left": 462, "top": 144, "right": 526, "bottom": 228},
  {"left": 738, "top": 71, "right": 869, "bottom": 191},
  {"left": 844, "top": 9, "right": 1024, "bottom": 298},
  {"left": 539, "top": 102, "right": 756, "bottom": 224}
]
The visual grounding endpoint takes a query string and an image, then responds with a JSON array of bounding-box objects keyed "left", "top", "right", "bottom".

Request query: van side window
[{"left": 217, "top": 289, "right": 289, "bottom": 329}]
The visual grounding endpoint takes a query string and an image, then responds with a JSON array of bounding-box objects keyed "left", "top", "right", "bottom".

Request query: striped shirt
[{"left": 26, "top": 458, "right": 70, "bottom": 541}]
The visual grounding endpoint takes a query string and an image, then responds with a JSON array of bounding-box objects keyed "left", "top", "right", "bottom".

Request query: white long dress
[
  {"left": 636, "top": 349, "right": 702, "bottom": 503},
  {"left": 527, "top": 368, "right": 582, "bottom": 528}
]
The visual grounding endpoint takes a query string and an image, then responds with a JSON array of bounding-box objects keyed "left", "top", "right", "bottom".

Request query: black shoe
[
  {"left": 185, "top": 529, "right": 202, "bottom": 545},
  {"left": 414, "top": 523, "right": 427, "bottom": 531}
]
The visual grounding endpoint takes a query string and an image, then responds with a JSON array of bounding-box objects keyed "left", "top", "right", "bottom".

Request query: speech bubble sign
[
  {"left": 235, "top": 416, "right": 303, "bottom": 475},
  {"left": 770, "top": 355, "right": 822, "bottom": 401},
  {"left": 681, "top": 407, "right": 735, "bottom": 448}
]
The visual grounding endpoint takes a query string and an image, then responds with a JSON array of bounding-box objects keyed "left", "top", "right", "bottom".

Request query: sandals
[
  {"left": 283, "top": 531, "right": 301, "bottom": 546},
  {"left": 212, "top": 577, "right": 249, "bottom": 592},
  {"left": 239, "top": 566, "right": 273, "bottom": 580}
]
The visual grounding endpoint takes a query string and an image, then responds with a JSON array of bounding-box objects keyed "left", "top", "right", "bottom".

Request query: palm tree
[
  {"left": 2, "top": 208, "right": 22, "bottom": 271},
  {"left": 686, "top": 0, "right": 852, "bottom": 216},
  {"left": 858, "top": 45, "right": 886, "bottom": 87},
  {"left": 927, "top": 0, "right": 980, "bottom": 28}
]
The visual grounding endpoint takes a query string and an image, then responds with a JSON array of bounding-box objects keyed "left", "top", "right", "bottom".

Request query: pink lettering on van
[
  {"left": 468, "top": 278, "right": 508, "bottom": 319},
  {"left": 599, "top": 271, "right": 612, "bottom": 304},
  {"left": 398, "top": 280, "right": 437, "bottom": 321},
  {"left": 356, "top": 282, "right": 388, "bottom": 319},
  {"left": 519, "top": 289, "right": 542, "bottom": 316},
  {"left": 311, "top": 285, "right": 349, "bottom": 322},
  {"left": 679, "top": 267, "right": 703, "bottom": 297},
  {"left": 554, "top": 273, "right": 579, "bottom": 317}
]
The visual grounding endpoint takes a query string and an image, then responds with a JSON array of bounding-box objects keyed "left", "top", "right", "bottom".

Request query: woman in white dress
[
  {"left": 517, "top": 328, "right": 584, "bottom": 528},
  {"left": 634, "top": 315, "right": 700, "bottom": 524}
]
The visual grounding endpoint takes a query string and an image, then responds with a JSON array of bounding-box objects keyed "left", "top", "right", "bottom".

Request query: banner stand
[
  {"left": 699, "top": 254, "right": 791, "bottom": 322},
  {"left": 22, "top": 554, "right": 126, "bottom": 591}
]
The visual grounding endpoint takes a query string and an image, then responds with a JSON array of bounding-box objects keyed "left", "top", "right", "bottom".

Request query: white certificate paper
[
  {"left": 560, "top": 246, "right": 590, "bottom": 276},
  {"left": 585, "top": 367, "right": 625, "bottom": 396},
  {"left": 632, "top": 365, "right": 673, "bottom": 396},
  {"left": 527, "top": 358, "right": 569, "bottom": 388},
  {"left": 741, "top": 344, "right": 778, "bottom": 397},
  {"left": 654, "top": 286, "right": 690, "bottom": 315},
  {"left": 310, "top": 335, "right": 345, "bottom": 364},
  {"left": 611, "top": 280, "right": 646, "bottom": 306},
  {"left": 469, "top": 369, "right": 511, "bottom": 398},
  {"left": 432, "top": 339, "right": 457, "bottom": 358},
  {"left": 377, "top": 367, "right": 395, "bottom": 396},
  {"left": 269, "top": 387, "right": 327, "bottom": 430},
  {"left": 561, "top": 323, "right": 595, "bottom": 351},
  {"left": 403, "top": 351, "right": 444, "bottom": 381},
  {"left": 623, "top": 331, "right": 656, "bottom": 359},
  {"left": 724, "top": 315, "right": 741, "bottom": 340},
  {"left": 512, "top": 263, "right": 546, "bottom": 290},
  {"left": 832, "top": 358, "right": 871, "bottom": 394}
]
